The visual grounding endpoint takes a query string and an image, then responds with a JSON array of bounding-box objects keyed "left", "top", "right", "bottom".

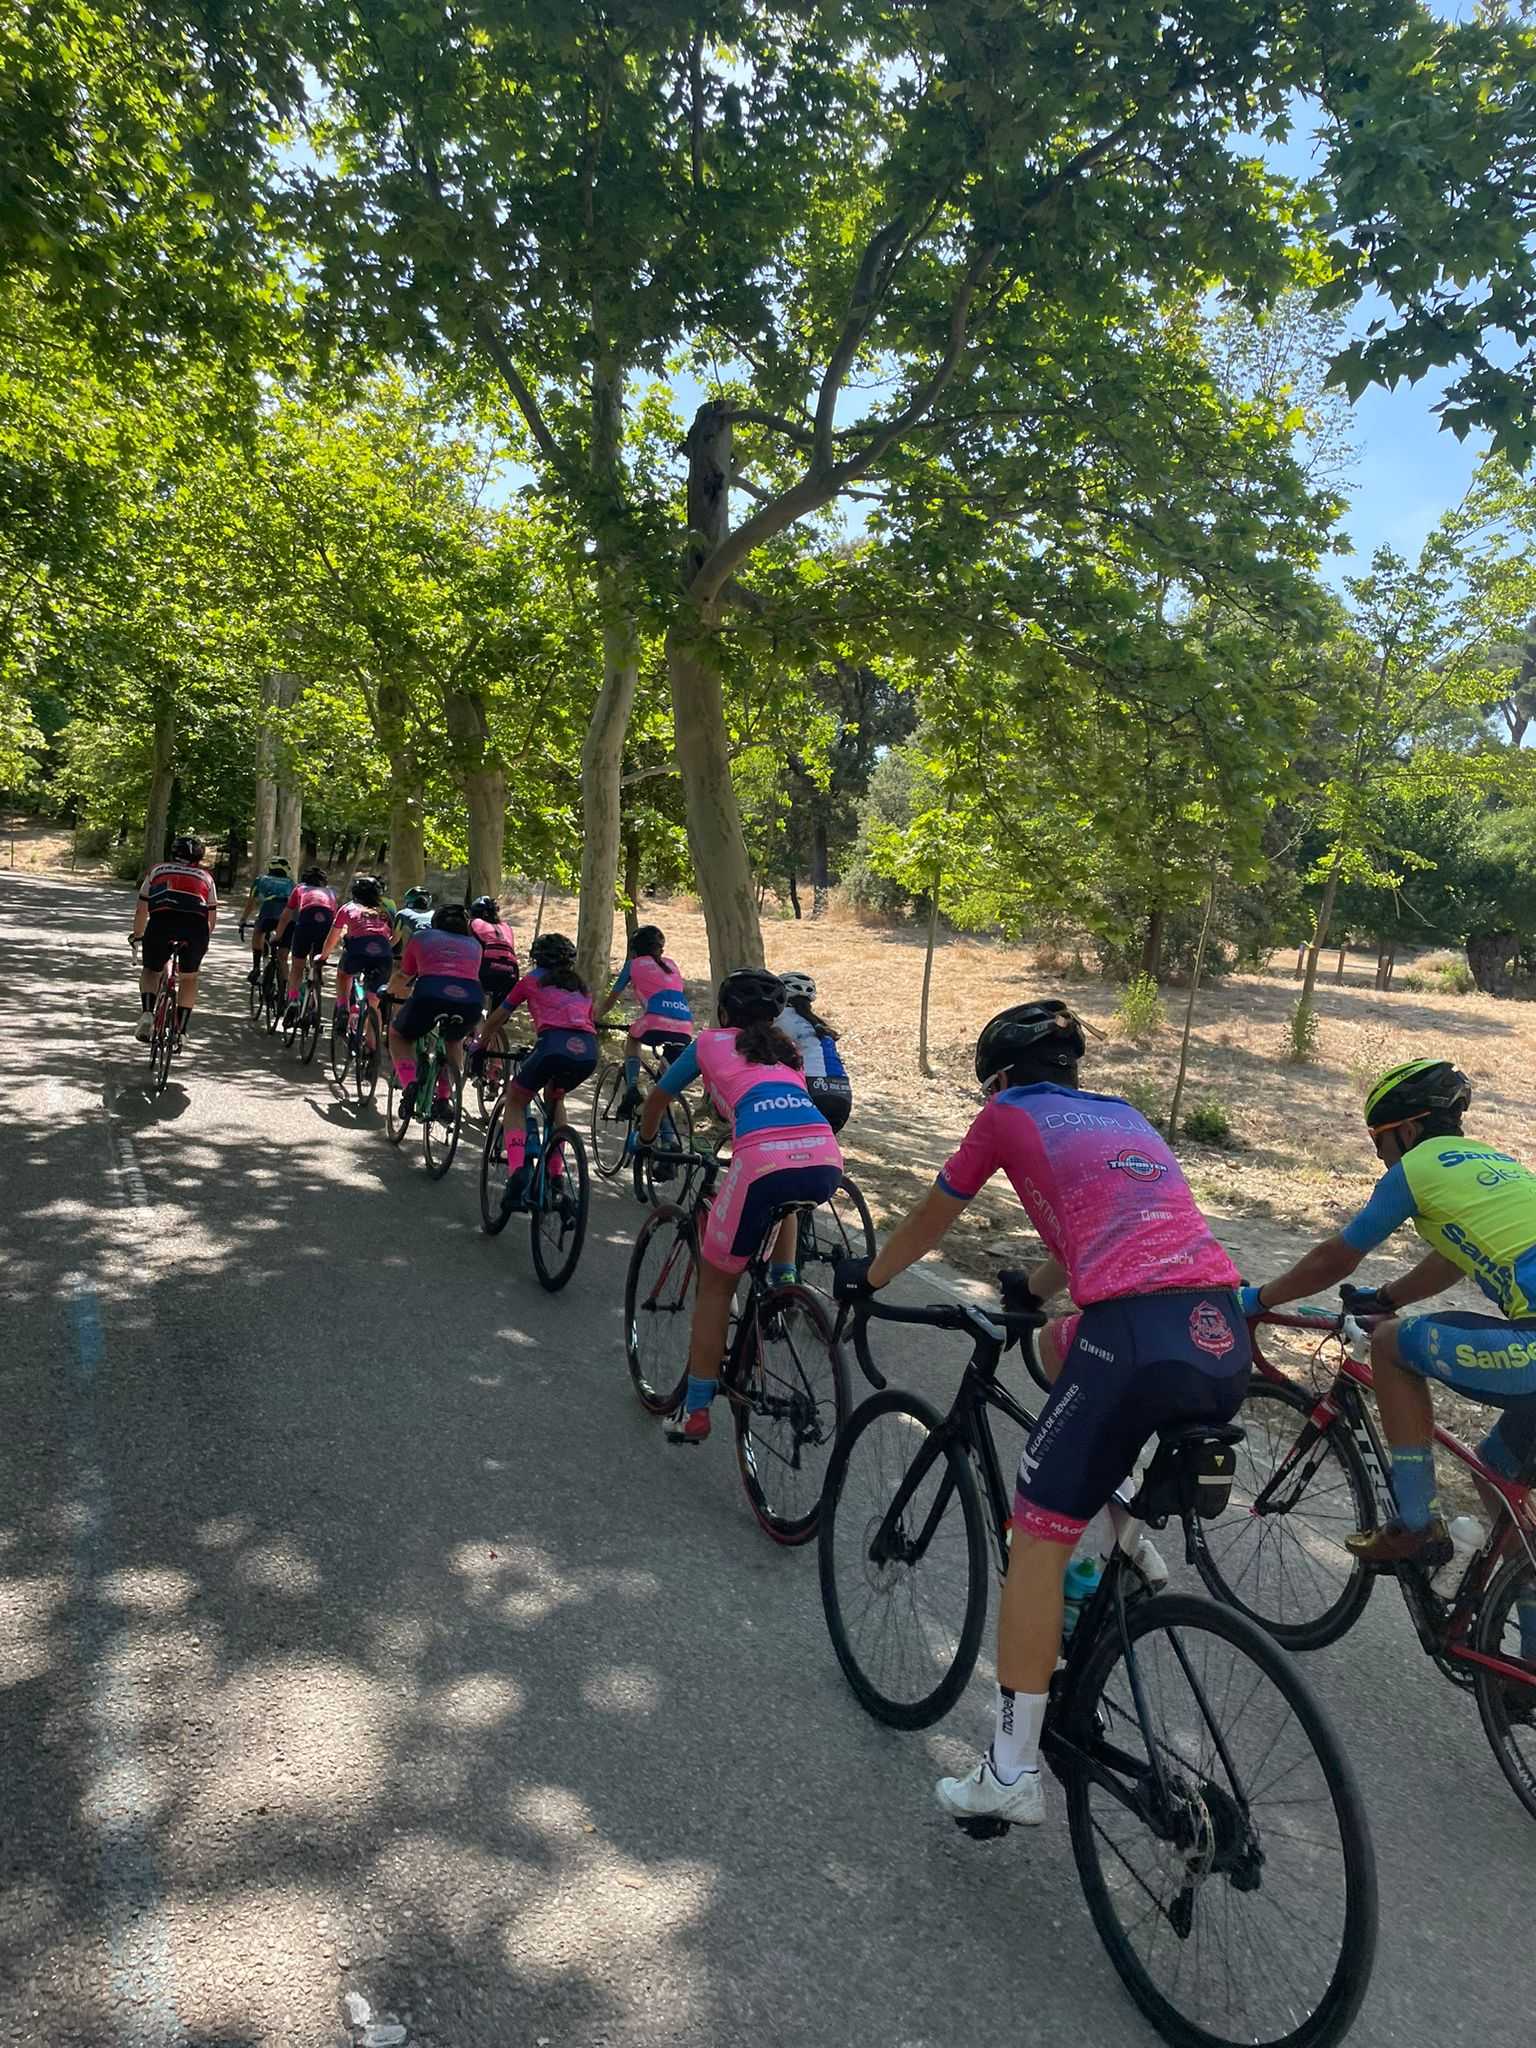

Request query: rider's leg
[
  {"left": 249, "top": 927, "right": 265, "bottom": 978},
  {"left": 685, "top": 1255, "right": 737, "bottom": 1392},
  {"left": 502, "top": 1079, "right": 534, "bottom": 1174},
  {"left": 334, "top": 967, "right": 354, "bottom": 1023},
  {"left": 767, "top": 1210, "right": 798, "bottom": 1288},
  {"left": 387, "top": 1022, "right": 418, "bottom": 1088},
  {"left": 544, "top": 1087, "right": 567, "bottom": 1173},
  {"left": 1370, "top": 1317, "right": 1441, "bottom": 1528},
  {"left": 176, "top": 965, "right": 200, "bottom": 1032}
]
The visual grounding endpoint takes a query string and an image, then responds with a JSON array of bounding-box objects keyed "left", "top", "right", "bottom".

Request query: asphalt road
[{"left": 1, "top": 871, "right": 1527, "bottom": 2048}]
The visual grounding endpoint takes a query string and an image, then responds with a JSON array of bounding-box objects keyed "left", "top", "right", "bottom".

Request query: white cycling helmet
[{"left": 780, "top": 971, "right": 817, "bottom": 1001}]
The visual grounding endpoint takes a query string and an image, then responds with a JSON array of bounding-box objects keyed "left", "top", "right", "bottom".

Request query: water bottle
[
  {"left": 1431, "top": 1515, "right": 1486, "bottom": 1597},
  {"left": 1062, "top": 1556, "right": 1103, "bottom": 1642}
]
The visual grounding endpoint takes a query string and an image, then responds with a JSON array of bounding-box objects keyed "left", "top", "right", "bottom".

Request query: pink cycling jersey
[
  {"left": 625, "top": 954, "right": 694, "bottom": 1039},
  {"left": 329, "top": 902, "right": 393, "bottom": 942},
  {"left": 690, "top": 1029, "right": 841, "bottom": 1162},
  {"left": 402, "top": 930, "right": 484, "bottom": 983},
  {"left": 471, "top": 917, "right": 519, "bottom": 976},
  {"left": 285, "top": 883, "right": 336, "bottom": 920},
  {"left": 938, "top": 1081, "right": 1238, "bottom": 1304},
  {"left": 504, "top": 970, "right": 597, "bottom": 1034}
]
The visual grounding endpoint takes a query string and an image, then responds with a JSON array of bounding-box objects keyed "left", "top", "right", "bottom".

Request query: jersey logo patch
[
  {"left": 1189, "top": 1302, "right": 1235, "bottom": 1357},
  {"left": 1107, "top": 1148, "right": 1167, "bottom": 1183}
]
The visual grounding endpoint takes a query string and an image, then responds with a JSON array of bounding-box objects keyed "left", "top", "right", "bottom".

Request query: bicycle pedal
[{"left": 952, "top": 1815, "right": 1012, "bottom": 1842}]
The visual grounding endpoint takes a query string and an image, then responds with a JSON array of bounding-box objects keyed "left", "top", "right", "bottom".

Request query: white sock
[{"left": 991, "top": 1686, "right": 1048, "bottom": 1783}]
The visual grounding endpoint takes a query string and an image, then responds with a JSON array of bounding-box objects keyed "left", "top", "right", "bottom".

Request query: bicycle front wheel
[
  {"left": 1473, "top": 1551, "right": 1536, "bottom": 1822},
  {"left": 623, "top": 1205, "right": 697, "bottom": 1413},
  {"left": 1064, "top": 1591, "right": 1377, "bottom": 2048},
  {"left": 589, "top": 1060, "right": 631, "bottom": 1178},
  {"left": 384, "top": 1067, "right": 412, "bottom": 1147},
  {"left": 328, "top": 1012, "right": 351, "bottom": 1088},
  {"left": 423, "top": 1067, "right": 465, "bottom": 1180},
  {"left": 1193, "top": 1378, "right": 1376, "bottom": 1650},
  {"left": 247, "top": 968, "right": 262, "bottom": 1023},
  {"left": 733, "top": 1284, "right": 847, "bottom": 1545},
  {"left": 817, "top": 1388, "right": 988, "bottom": 1726},
  {"left": 530, "top": 1127, "right": 589, "bottom": 1291},
  {"left": 802, "top": 1173, "right": 877, "bottom": 1281},
  {"left": 479, "top": 1105, "right": 513, "bottom": 1234},
  {"left": 298, "top": 987, "right": 322, "bottom": 1065},
  {"left": 355, "top": 1014, "right": 380, "bottom": 1106}
]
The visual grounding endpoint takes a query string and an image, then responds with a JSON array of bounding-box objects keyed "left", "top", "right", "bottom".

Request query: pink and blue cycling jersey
[
  {"left": 938, "top": 1082, "right": 1238, "bottom": 1304},
  {"left": 504, "top": 970, "right": 597, "bottom": 1035},
  {"left": 284, "top": 883, "right": 336, "bottom": 922},
  {"left": 607, "top": 954, "right": 694, "bottom": 1039},
  {"left": 329, "top": 902, "right": 394, "bottom": 944},
  {"left": 657, "top": 1028, "right": 842, "bottom": 1165},
  {"left": 401, "top": 929, "right": 484, "bottom": 988}
]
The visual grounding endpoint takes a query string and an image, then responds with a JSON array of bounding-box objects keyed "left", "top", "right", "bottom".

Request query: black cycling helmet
[
  {"left": 170, "top": 834, "right": 205, "bottom": 863},
  {"left": 530, "top": 931, "right": 576, "bottom": 971},
  {"left": 1364, "top": 1059, "right": 1472, "bottom": 1133},
  {"left": 630, "top": 924, "right": 666, "bottom": 957},
  {"left": 431, "top": 902, "right": 470, "bottom": 934},
  {"left": 469, "top": 895, "right": 498, "bottom": 922},
  {"left": 351, "top": 874, "right": 382, "bottom": 906},
  {"left": 300, "top": 864, "right": 327, "bottom": 887},
  {"left": 402, "top": 886, "right": 433, "bottom": 909},
  {"left": 975, "top": 1000, "right": 1087, "bottom": 1088},
  {"left": 718, "top": 966, "right": 787, "bottom": 1025}
]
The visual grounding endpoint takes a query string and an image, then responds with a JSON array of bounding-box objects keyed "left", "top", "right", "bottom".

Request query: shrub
[
  {"left": 1119, "top": 1076, "right": 1165, "bottom": 1123},
  {"left": 75, "top": 825, "right": 112, "bottom": 858},
  {"left": 1435, "top": 960, "right": 1475, "bottom": 995},
  {"left": 1181, "top": 1099, "right": 1236, "bottom": 1148},
  {"left": 1112, "top": 973, "right": 1167, "bottom": 1042},
  {"left": 1284, "top": 997, "right": 1320, "bottom": 1063},
  {"left": 111, "top": 846, "right": 144, "bottom": 882}
]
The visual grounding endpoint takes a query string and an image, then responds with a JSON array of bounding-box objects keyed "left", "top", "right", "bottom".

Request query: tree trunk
[
  {"left": 1466, "top": 932, "right": 1517, "bottom": 995},
  {"left": 670, "top": 400, "right": 763, "bottom": 981},
  {"left": 442, "top": 683, "right": 506, "bottom": 902},
  {"left": 812, "top": 817, "right": 830, "bottom": 919},
  {"left": 577, "top": 602, "right": 639, "bottom": 995},
  {"left": 1166, "top": 855, "right": 1220, "bottom": 1140},
  {"left": 386, "top": 783, "right": 425, "bottom": 898},
  {"left": 1299, "top": 859, "right": 1342, "bottom": 1009},
  {"left": 1375, "top": 943, "right": 1395, "bottom": 991},
  {"left": 533, "top": 879, "right": 548, "bottom": 940},
  {"left": 786, "top": 869, "right": 801, "bottom": 918},
  {"left": 1140, "top": 906, "right": 1166, "bottom": 983},
  {"left": 1335, "top": 941, "right": 1348, "bottom": 982},
  {"left": 140, "top": 689, "right": 176, "bottom": 873},
  {"left": 918, "top": 865, "right": 942, "bottom": 1079},
  {"left": 249, "top": 670, "right": 282, "bottom": 878},
  {"left": 274, "top": 779, "right": 303, "bottom": 875},
  {"left": 622, "top": 830, "right": 642, "bottom": 940}
]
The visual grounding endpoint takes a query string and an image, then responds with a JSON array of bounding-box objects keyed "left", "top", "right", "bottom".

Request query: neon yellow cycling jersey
[{"left": 1341, "top": 1137, "right": 1536, "bottom": 1317}]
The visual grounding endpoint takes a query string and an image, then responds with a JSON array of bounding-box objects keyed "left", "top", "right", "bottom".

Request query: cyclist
[
  {"left": 317, "top": 875, "right": 396, "bottom": 1031},
  {"left": 493, "top": 933, "right": 598, "bottom": 1210},
  {"left": 130, "top": 834, "right": 218, "bottom": 1043},
  {"left": 834, "top": 999, "right": 1248, "bottom": 1830},
  {"left": 275, "top": 866, "right": 337, "bottom": 1023},
  {"left": 238, "top": 855, "right": 292, "bottom": 985},
  {"left": 384, "top": 901, "right": 484, "bottom": 1122},
  {"left": 637, "top": 967, "right": 843, "bottom": 1445},
  {"left": 777, "top": 972, "right": 852, "bottom": 1133},
  {"left": 1240, "top": 1058, "right": 1536, "bottom": 1571},
  {"left": 466, "top": 895, "right": 520, "bottom": 1074},
  {"left": 391, "top": 886, "right": 434, "bottom": 953},
  {"left": 595, "top": 924, "right": 695, "bottom": 1104}
]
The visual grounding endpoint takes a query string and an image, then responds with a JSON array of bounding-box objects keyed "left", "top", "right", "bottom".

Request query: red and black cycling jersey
[{"left": 139, "top": 861, "right": 218, "bottom": 918}]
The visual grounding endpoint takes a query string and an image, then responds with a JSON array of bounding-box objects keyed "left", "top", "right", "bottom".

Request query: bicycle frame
[{"left": 1253, "top": 1311, "right": 1536, "bottom": 1688}]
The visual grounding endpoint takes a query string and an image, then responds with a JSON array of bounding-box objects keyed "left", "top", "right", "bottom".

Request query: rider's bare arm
[
  {"left": 868, "top": 1185, "right": 970, "bottom": 1289},
  {"left": 131, "top": 889, "right": 149, "bottom": 941},
  {"left": 1254, "top": 1233, "right": 1363, "bottom": 1310},
  {"left": 1029, "top": 1255, "right": 1068, "bottom": 1302},
  {"left": 1375, "top": 1249, "right": 1464, "bottom": 1307}
]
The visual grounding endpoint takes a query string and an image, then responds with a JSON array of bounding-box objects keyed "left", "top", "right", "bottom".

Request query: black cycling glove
[
  {"left": 1340, "top": 1283, "right": 1396, "bottom": 1317},
  {"left": 833, "top": 1255, "right": 875, "bottom": 1302},
  {"left": 998, "top": 1268, "right": 1044, "bottom": 1316}
]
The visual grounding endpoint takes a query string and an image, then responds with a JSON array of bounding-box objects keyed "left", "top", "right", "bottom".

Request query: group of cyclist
[{"left": 130, "top": 837, "right": 1536, "bottom": 1835}]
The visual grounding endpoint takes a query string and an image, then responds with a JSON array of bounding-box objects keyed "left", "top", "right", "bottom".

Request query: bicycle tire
[
  {"left": 732, "top": 1283, "right": 847, "bottom": 1546},
  {"left": 623, "top": 1204, "right": 697, "bottom": 1413},
  {"left": 384, "top": 1066, "right": 412, "bottom": 1147},
  {"left": 1064, "top": 1590, "right": 1377, "bottom": 2048},
  {"left": 297, "top": 984, "right": 322, "bottom": 1065},
  {"left": 530, "top": 1126, "right": 590, "bottom": 1291},
  {"left": 1192, "top": 1377, "right": 1376, "bottom": 1650},
  {"left": 479, "top": 1105, "right": 514, "bottom": 1234},
  {"left": 817, "top": 1387, "right": 988, "bottom": 1726},
  {"left": 589, "top": 1060, "right": 631, "bottom": 1178},
  {"left": 1472, "top": 1550, "right": 1536, "bottom": 1822},
  {"left": 803, "top": 1172, "right": 877, "bottom": 1277},
  {"left": 471, "top": 1036, "right": 504, "bottom": 1124},
  {"left": 423, "top": 1065, "right": 465, "bottom": 1180},
  {"left": 263, "top": 964, "right": 282, "bottom": 1033},
  {"left": 355, "top": 1013, "right": 380, "bottom": 1106},
  {"left": 328, "top": 1012, "right": 351, "bottom": 1088},
  {"left": 247, "top": 968, "right": 262, "bottom": 1023}
]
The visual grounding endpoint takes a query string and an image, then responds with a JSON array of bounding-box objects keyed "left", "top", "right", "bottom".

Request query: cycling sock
[
  {"left": 395, "top": 1058, "right": 417, "bottom": 1088},
  {"left": 1389, "top": 1446, "right": 1440, "bottom": 1529},
  {"left": 623, "top": 1054, "right": 641, "bottom": 1089},
  {"left": 991, "top": 1686, "right": 1048, "bottom": 1783},
  {"left": 175, "top": 1007, "right": 190, "bottom": 1033},
  {"left": 140, "top": 991, "right": 153, "bottom": 1012},
  {"left": 435, "top": 1074, "right": 452, "bottom": 1101},
  {"left": 768, "top": 1263, "right": 797, "bottom": 1289},
  {"left": 504, "top": 1125, "right": 527, "bottom": 1173},
  {"left": 684, "top": 1375, "right": 717, "bottom": 1413}
]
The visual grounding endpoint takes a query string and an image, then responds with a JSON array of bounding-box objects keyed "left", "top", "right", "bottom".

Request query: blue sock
[
  {"left": 768, "top": 1263, "right": 796, "bottom": 1288},
  {"left": 1390, "top": 1446, "right": 1439, "bottom": 1530},
  {"left": 624, "top": 1054, "right": 640, "bottom": 1088},
  {"left": 685, "top": 1375, "right": 717, "bottom": 1414}
]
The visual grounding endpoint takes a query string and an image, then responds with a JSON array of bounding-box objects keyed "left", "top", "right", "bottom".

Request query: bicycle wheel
[
  {"left": 474, "top": 1035, "right": 508, "bottom": 1123},
  {"left": 479, "top": 1104, "right": 514, "bottom": 1234},
  {"left": 384, "top": 1064, "right": 412, "bottom": 1146},
  {"left": 1192, "top": 1378, "right": 1376, "bottom": 1650},
  {"left": 1473, "top": 1551, "right": 1536, "bottom": 1822},
  {"left": 355, "top": 1013, "right": 380, "bottom": 1106},
  {"left": 247, "top": 965, "right": 262, "bottom": 1022},
  {"left": 263, "top": 964, "right": 282, "bottom": 1033},
  {"left": 731, "top": 1283, "right": 848, "bottom": 1546},
  {"left": 530, "top": 1126, "right": 590, "bottom": 1291},
  {"left": 423, "top": 1065, "right": 465, "bottom": 1180},
  {"left": 298, "top": 985, "right": 322, "bottom": 1065},
  {"left": 623, "top": 1204, "right": 697, "bottom": 1413},
  {"left": 799, "top": 1172, "right": 877, "bottom": 1283},
  {"left": 1064, "top": 1591, "right": 1377, "bottom": 2048},
  {"left": 817, "top": 1388, "right": 989, "bottom": 1727},
  {"left": 328, "top": 1011, "right": 351, "bottom": 1087},
  {"left": 589, "top": 1060, "right": 631, "bottom": 1178}
]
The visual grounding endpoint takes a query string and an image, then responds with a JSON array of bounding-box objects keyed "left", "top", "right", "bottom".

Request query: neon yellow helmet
[{"left": 1364, "top": 1059, "right": 1471, "bottom": 1133}]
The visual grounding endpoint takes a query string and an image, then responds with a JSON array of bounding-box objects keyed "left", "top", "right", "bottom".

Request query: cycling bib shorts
[
  {"left": 702, "top": 1143, "right": 842, "bottom": 1274},
  {"left": 516, "top": 1029, "right": 598, "bottom": 1096},
  {"left": 392, "top": 975, "right": 482, "bottom": 1043},
  {"left": 141, "top": 911, "right": 210, "bottom": 975}
]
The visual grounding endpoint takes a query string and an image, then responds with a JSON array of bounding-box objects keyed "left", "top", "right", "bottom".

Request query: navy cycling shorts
[
  {"left": 289, "top": 911, "right": 336, "bottom": 960},
  {"left": 338, "top": 937, "right": 393, "bottom": 989},
  {"left": 392, "top": 976, "right": 482, "bottom": 1043},
  {"left": 481, "top": 971, "right": 519, "bottom": 1012},
  {"left": 514, "top": 1030, "right": 598, "bottom": 1096},
  {"left": 1014, "top": 1289, "right": 1251, "bottom": 1543}
]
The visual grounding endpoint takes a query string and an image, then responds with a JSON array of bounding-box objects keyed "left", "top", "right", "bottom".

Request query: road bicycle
[
  {"left": 791, "top": 1170, "right": 876, "bottom": 1289},
  {"left": 384, "top": 1011, "right": 467, "bottom": 1178},
  {"left": 470, "top": 1011, "right": 515, "bottom": 1123},
  {"left": 622, "top": 1146, "right": 849, "bottom": 1544},
  {"left": 1190, "top": 1301, "right": 1536, "bottom": 1821},
  {"left": 477, "top": 1048, "right": 590, "bottom": 1290},
  {"left": 818, "top": 1292, "right": 1377, "bottom": 2048},
  {"left": 131, "top": 935, "right": 181, "bottom": 1096},
  {"left": 281, "top": 955, "right": 326, "bottom": 1065},
  {"left": 328, "top": 978, "right": 386, "bottom": 1104},
  {"left": 242, "top": 924, "right": 286, "bottom": 1032},
  {"left": 589, "top": 1029, "right": 694, "bottom": 1181}
]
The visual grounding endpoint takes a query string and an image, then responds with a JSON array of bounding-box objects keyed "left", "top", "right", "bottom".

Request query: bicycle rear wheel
[
  {"left": 263, "top": 963, "right": 282, "bottom": 1033},
  {"left": 1064, "top": 1591, "right": 1377, "bottom": 2048},
  {"left": 530, "top": 1126, "right": 590, "bottom": 1291},
  {"left": 479, "top": 1105, "right": 514, "bottom": 1234},
  {"left": 298, "top": 985, "right": 322, "bottom": 1065},
  {"left": 589, "top": 1060, "right": 631, "bottom": 1178},
  {"left": 328, "top": 1011, "right": 351, "bottom": 1088},
  {"left": 1192, "top": 1378, "right": 1376, "bottom": 1650},
  {"left": 817, "top": 1388, "right": 988, "bottom": 1726},
  {"left": 732, "top": 1283, "right": 848, "bottom": 1546},
  {"left": 247, "top": 966, "right": 262, "bottom": 1022},
  {"left": 384, "top": 1065, "right": 412, "bottom": 1147},
  {"left": 474, "top": 1034, "right": 508, "bottom": 1123},
  {"left": 623, "top": 1204, "right": 696, "bottom": 1413},
  {"left": 799, "top": 1172, "right": 877, "bottom": 1285},
  {"left": 355, "top": 1013, "right": 380, "bottom": 1106},
  {"left": 423, "top": 1066, "right": 465, "bottom": 1179},
  {"left": 1473, "top": 1551, "right": 1536, "bottom": 1821}
]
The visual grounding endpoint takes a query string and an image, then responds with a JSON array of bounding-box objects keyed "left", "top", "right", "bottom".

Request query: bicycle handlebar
[{"left": 835, "top": 1291, "right": 1048, "bottom": 1392}]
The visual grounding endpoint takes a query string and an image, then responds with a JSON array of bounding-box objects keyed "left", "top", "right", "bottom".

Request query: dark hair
[
  {"left": 431, "top": 903, "right": 471, "bottom": 934},
  {"left": 733, "top": 1018, "right": 803, "bottom": 1068},
  {"left": 788, "top": 991, "right": 838, "bottom": 1041},
  {"left": 630, "top": 924, "right": 667, "bottom": 960},
  {"left": 538, "top": 962, "right": 588, "bottom": 994},
  {"left": 1409, "top": 1108, "right": 1466, "bottom": 1143}
]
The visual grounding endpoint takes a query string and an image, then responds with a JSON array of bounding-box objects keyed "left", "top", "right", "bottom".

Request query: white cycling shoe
[
  {"left": 134, "top": 1013, "right": 155, "bottom": 1042},
  {"left": 936, "top": 1751, "right": 1044, "bottom": 1830}
]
